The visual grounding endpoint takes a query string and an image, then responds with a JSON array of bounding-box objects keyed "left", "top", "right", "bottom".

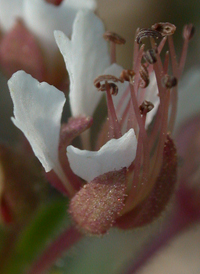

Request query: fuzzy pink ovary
[{"left": 69, "top": 168, "right": 127, "bottom": 235}]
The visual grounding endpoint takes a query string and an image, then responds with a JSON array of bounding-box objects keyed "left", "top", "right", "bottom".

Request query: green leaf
[{"left": 3, "top": 198, "right": 69, "bottom": 274}]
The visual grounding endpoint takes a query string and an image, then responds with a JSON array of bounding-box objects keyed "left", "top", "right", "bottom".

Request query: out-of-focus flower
[
  {"left": 8, "top": 10, "right": 192, "bottom": 236},
  {"left": 0, "top": 0, "right": 96, "bottom": 85}
]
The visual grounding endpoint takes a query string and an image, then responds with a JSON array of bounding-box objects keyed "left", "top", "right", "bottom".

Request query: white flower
[
  {"left": 7, "top": 10, "right": 136, "bottom": 197},
  {"left": 67, "top": 128, "right": 137, "bottom": 182},
  {"left": 0, "top": 0, "right": 96, "bottom": 61},
  {"left": 55, "top": 10, "right": 110, "bottom": 117},
  {"left": 8, "top": 70, "right": 73, "bottom": 191},
  {"left": 8, "top": 69, "right": 137, "bottom": 194},
  {"left": 54, "top": 10, "right": 159, "bottom": 124}
]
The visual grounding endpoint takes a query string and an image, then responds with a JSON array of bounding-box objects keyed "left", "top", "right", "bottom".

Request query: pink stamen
[
  {"left": 158, "top": 36, "right": 167, "bottom": 53},
  {"left": 110, "top": 42, "right": 116, "bottom": 64},
  {"left": 134, "top": 45, "right": 145, "bottom": 85},
  {"left": 163, "top": 51, "right": 170, "bottom": 74},
  {"left": 124, "top": 82, "right": 150, "bottom": 210},
  {"left": 133, "top": 29, "right": 140, "bottom": 69},
  {"left": 150, "top": 89, "right": 171, "bottom": 184},
  {"left": 119, "top": 99, "right": 131, "bottom": 128},
  {"left": 168, "top": 85, "right": 178, "bottom": 132},
  {"left": 126, "top": 102, "right": 138, "bottom": 133},
  {"left": 178, "top": 40, "right": 189, "bottom": 78},
  {"left": 103, "top": 31, "right": 126, "bottom": 65},
  {"left": 148, "top": 47, "right": 165, "bottom": 148},
  {"left": 116, "top": 86, "right": 130, "bottom": 114},
  {"left": 105, "top": 83, "right": 122, "bottom": 139},
  {"left": 146, "top": 37, "right": 167, "bottom": 76},
  {"left": 123, "top": 113, "right": 148, "bottom": 212},
  {"left": 168, "top": 36, "right": 179, "bottom": 77}
]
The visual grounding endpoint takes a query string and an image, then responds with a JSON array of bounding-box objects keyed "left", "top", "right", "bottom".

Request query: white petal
[
  {"left": 144, "top": 72, "right": 160, "bottom": 128},
  {"left": 176, "top": 68, "right": 200, "bottom": 128},
  {"left": 55, "top": 10, "right": 110, "bottom": 117},
  {"left": 0, "top": 0, "right": 23, "bottom": 32},
  {"left": 67, "top": 128, "right": 137, "bottom": 182},
  {"left": 23, "top": 0, "right": 96, "bottom": 61},
  {"left": 8, "top": 70, "right": 65, "bottom": 174},
  {"left": 22, "top": 0, "right": 68, "bottom": 59}
]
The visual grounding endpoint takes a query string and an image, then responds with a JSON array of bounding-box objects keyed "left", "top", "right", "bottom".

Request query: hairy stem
[{"left": 27, "top": 226, "right": 82, "bottom": 274}]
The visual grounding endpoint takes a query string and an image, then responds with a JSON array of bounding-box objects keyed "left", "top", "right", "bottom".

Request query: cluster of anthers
[
  {"left": 68, "top": 22, "right": 194, "bottom": 235},
  {"left": 8, "top": 12, "right": 194, "bottom": 235}
]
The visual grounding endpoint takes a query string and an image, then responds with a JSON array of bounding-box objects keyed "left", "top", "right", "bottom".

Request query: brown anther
[
  {"left": 151, "top": 22, "right": 176, "bottom": 36},
  {"left": 162, "top": 75, "right": 177, "bottom": 89},
  {"left": 94, "top": 74, "right": 123, "bottom": 91},
  {"left": 98, "top": 83, "right": 106, "bottom": 91},
  {"left": 183, "top": 24, "right": 195, "bottom": 40},
  {"left": 139, "top": 100, "right": 154, "bottom": 115},
  {"left": 143, "top": 49, "right": 157, "bottom": 64},
  {"left": 94, "top": 81, "right": 101, "bottom": 90},
  {"left": 120, "top": 69, "right": 135, "bottom": 82},
  {"left": 135, "top": 28, "right": 163, "bottom": 44},
  {"left": 109, "top": 83, "right": 119, "bottom": 96},
  {"left": 96, "top": 82, "right": 118, "bottom": 95},
  {"left": 103, "top": 31, "right": 126, "bottom": 45},
  {"left": 139, "top": 64, "right": 149, "bottom": 88}
]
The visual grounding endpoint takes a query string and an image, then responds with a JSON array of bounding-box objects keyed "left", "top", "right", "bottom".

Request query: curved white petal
[
  {"left": 176, "top": 68, "right": 200, "bottom": 127},
  {"left": 55, "top": 10, "right": 110, "bottom": 117},
  {"left": 144, "top": 72, "right": 160, "bottom": 128},
  {"left": 67, "top": 128, "right": 137, "bottom": 182},
  {"left": 0, "top": 0, "right": 23, "bottom": 32},
  {"left": 8, "top": 70, "right": 65, "bottom": 175}
]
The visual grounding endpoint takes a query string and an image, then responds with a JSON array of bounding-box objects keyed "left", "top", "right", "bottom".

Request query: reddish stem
[
  {"left": 119, "top": 99, "right": 131, "bottom": 129},
  {"left": 163, "top": 51, "right": 169, "bottom": 74},
  {"left": 168, "top": 36, "right": 179, "bottom": 77},
  {"left": 106, "top": 85, "right": 122, "bottom": 139},
  {"left": 178, "top": 38, "right": 189, "bottom": 78},
  {"left": 116, "top": 86, "right": 129, "bottom": 114},
  {"left": 27, "top": 226, "right": 82, "bottom": 274}
]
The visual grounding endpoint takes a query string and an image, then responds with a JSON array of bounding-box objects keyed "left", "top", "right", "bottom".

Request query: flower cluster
[{"left": 8, "top": 10, "right": 193, "bottom": 235}]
